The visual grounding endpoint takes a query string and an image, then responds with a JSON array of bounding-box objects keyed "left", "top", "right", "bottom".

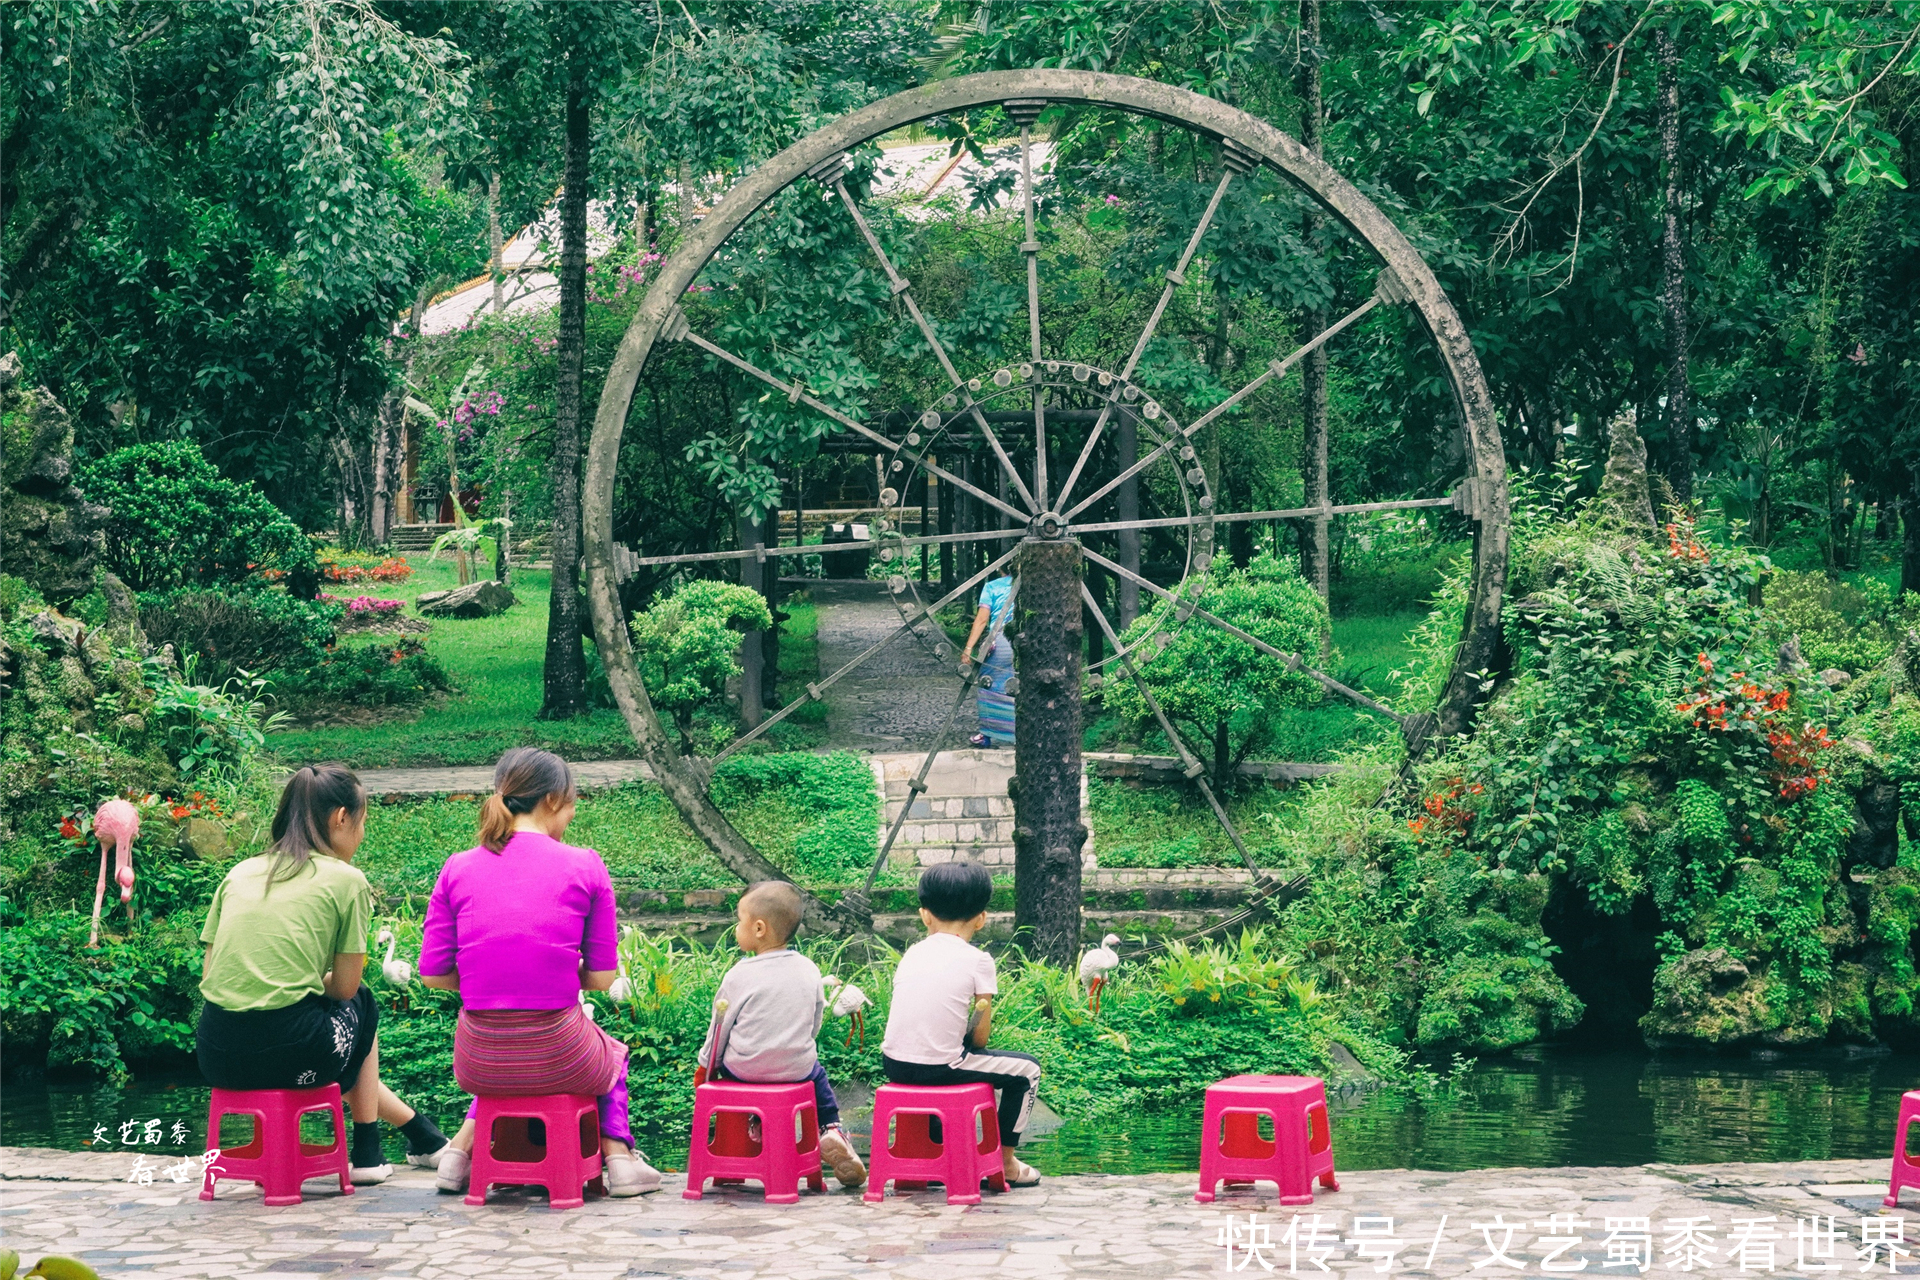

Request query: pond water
[{"left": 6, "top": 1046, "right": 1914, "bottom": 1176}]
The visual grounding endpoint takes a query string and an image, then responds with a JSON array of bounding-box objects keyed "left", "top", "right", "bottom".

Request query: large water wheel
[{"left": 582, "top": 71, "right": 1508, "bottom": 956}]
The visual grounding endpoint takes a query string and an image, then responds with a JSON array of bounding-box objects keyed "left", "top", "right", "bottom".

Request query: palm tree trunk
[
  {"left": 1297, "top": 0, "right": 1331, "bottom": 599},
  {"left": 539, "top": 63, "right": 591, "bottom": 720},
  {"left": 1657, "top": 24, "right": 1692, "bottom": 505}
]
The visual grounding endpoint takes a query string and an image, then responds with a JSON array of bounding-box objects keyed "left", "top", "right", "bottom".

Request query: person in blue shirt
[{"left": 962, "top": 568, "right": 1015, "bottom": 747}]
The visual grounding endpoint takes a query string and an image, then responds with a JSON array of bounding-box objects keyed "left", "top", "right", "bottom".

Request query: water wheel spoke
[
  {"left": 1018, "top": 116, "right": 1048, "bottom": 507},
  {"left": 1080, "top": 581, "right": 1261, "bottom": 876},
  {"left": 1052, "top": 162, "right": 1241, "bottom": 518},
  {"left": 1080, "top": 545, "right": 1404, "bottom": 723},
  {"left": 1068, "top": 493, "right": 1460, "bottom": 539},
  {"left": 674, "top": 319, "right": 1030, "bottom": 526},
  {"left": 823, "top": 166, "right": 1039, "bottom": 515},
  {"left": 1062, "top": 281, "right": 1388, "bottom": 523},
  {"left": 709, "top": 544, "right": 1021, "bottom": 767}
]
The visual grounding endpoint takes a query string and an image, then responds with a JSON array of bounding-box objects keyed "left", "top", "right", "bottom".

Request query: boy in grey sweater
[{"left": 696, "top": 881, "right": 866, "bottom": 1186}]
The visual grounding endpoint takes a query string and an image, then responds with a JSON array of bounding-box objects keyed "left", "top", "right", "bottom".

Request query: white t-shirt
[{"left": 880, "top": 932, "right": 999, "bottom": 1066}]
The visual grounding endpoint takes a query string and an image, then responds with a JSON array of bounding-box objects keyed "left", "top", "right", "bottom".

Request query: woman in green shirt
[{"left": 196, "top": 764, "right": 446, "bottom": 1184}]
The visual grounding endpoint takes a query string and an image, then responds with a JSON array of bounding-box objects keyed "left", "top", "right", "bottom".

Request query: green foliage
[
  {"left": 0, "top": 911, "right": 204, "bottom": 1083},
  {"left": 137, "top": 589, "right": 342, "bottom": 685},
  {"left": 372, "top": 922, "right": 1403, "bottom": 1144},
  {"left": 77, "top": 443, "right": 316, "bottom": 592},
  {"left": 1104, "top": 553, "right": 1332, "bottom": 789},
  {"left": 273, "top": 638, "right": 453, "bottom": 714},
  {"left": 1765, "top": 571, "right": 1917, "bottom": 674},
  {"left": 629, "top": 579, "right": 773, "bottom": 753}
]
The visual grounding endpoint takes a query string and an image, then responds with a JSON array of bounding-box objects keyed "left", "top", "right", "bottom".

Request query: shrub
[
  {"left": 1764, "top": 570, "right": 1916, "bottom": 674},
  {"left": 1104, "top": 552, "right": 1332, "bottom": 791},
  {"left": 138, "top": 589, "right": 342, "bottom": 683},
  {"left": 275, "top": 637, "right": 452, "bottom": 710},
  {"left": 630, "top": 579, "right": 773, "bottom": 752},
  {"left": 149, "top": 657, "right": 288, "bottom": 781},
  {"left": 77, "top": 441, "right": 317, "bottom": 592},
  {"left": 318, "top": 548, "right": 412, "bottom": 584}
]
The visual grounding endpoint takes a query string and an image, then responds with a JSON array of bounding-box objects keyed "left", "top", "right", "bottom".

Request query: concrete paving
[{"left": 4, "top": 1148, "right": 1913, "bottom": 1279}]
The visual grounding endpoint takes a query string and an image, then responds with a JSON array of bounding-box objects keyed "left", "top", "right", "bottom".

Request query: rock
[
  {"left": 417, "top": 580, "right": 516, "bottom": 618},
  {"left": 1820, "top": 668, "right": 1852, "bottom": 689},
  {"left": 1326, "top": 1040, "right": 1376, "bottom": 1085},
  {"left": 1596, "top": 408, "right": 1657, "bottom": 531},
  {"left": 26, "top": 609, "right": 84, "bottom": 654},
  {"left": 177, "top": 817, "right": 233, "bottom": 859},
  {"left": 1850, "top": 770, "right": 1901, "bottom": 870},
  {"left": 0, "top": 354, "right": 109, "bottom": 605}
]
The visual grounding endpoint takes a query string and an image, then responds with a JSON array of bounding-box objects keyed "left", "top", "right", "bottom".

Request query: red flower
[{"left": 59, "top": 817, "right": 81, "bottom": 841}]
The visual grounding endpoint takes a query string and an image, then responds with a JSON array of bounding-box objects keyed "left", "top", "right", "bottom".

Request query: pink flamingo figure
[{"left": 87, "top": 799, "right": 140, "bottom": 948}]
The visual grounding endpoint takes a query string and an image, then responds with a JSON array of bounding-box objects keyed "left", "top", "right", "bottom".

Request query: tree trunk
[
  {"left": 1657, "top": 24, "right": 1693, "bottom": 506},
  {"left": 1906, "top": 472, "right": 1920, "bottom": 598},
  {"left": 1214, "top": 717, "right": 1232, "bottom": 797},
  {"left": 1297, "top": 0, "right": 1331, "bottom": 599},
  {"left": 539, "top": 66, "right": 591, "bottom": 720},
  {"left": 1011, "top": 538, "right": 1085, "bottom": 966},
  {"left": 1116, "top": 413, "right": 1141, "bottom": 628},
  {"left": 736, "top": 510, "right": 765, "bottom": 729},
  {"left": 488, "top": 170, "right": 504, "bottom": 314}
]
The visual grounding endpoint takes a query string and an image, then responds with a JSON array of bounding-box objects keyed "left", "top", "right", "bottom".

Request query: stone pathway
[
  {"left": 4, "top": 1148, "right": 1912, "bottom": 1279},
  {"left": 810, "top": 581, "right": 961, "bottom": 753}
]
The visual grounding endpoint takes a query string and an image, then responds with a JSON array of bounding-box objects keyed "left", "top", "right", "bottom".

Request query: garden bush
[
  {"left": 274, "top": 637, "right": 453, "bottom": 712},
  {"left": 630, "top": 579, "right": 773, "bottom": 752},
  {"left": 138, "top": 588, "right": 342, "bottom": 684},
  {"left": 364, "top": 921, "right": 1401, "bottom": 1150},
  {"left": 1764, "top": 570, "right": 1917, "bottom": 675},
  {"left": 77, "top": 441, "right": 317, "bottom": 592}
]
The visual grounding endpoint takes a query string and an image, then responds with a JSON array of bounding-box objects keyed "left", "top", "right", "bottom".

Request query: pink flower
[{"left": 1104, "top": 194, "right": 1120, "bottom": 206}]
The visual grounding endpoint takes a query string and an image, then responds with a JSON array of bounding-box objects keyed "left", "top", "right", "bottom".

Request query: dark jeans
[
  {"left": 196, "top": 986, "right": 378, "bottom": 1093},
  {"left": 712, "top": 1059, "right": 841, "bottom": 1128},
  {"left": 882, "top": 1048, "right": 1042, "bottom": 1148}
]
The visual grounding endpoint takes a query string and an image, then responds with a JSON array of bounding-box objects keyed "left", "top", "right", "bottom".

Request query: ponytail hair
[
  {"left": 479, "top": 747, "right": 576, "bottom": 852},
  {"left": 268, "top": 763, "right": 367, "bottom": 886}
]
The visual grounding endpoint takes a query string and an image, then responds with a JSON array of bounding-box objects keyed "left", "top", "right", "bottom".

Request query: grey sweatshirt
[{"left": 696, "top": 948, "right": 824, "bottom": 1081}]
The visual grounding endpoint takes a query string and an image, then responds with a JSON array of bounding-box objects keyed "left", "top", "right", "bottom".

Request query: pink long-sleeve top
[{"left": 418, "top": 831, "right": 619, "bottom": 1010}]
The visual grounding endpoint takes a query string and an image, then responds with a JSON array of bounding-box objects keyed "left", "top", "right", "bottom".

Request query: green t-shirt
[{"left": 199, "top": 854, "right": 372, "bottom": 1012}]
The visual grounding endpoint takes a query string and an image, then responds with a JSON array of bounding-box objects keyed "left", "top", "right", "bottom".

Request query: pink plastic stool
[
  {"left": 199, "top": 1085, "right": 353, "bottom": 1206},
  {"left": 467, "top": 1094, "right": 602, "bottom": 1210},
  {"left": 1195, "top": 1074, "right": 1339, "bottom": 1205},
  {"left": 1886, "top": 1090, "right": 1920, "bottom": 1207},
  {"left": 683, "top": 1081, "right": 824, "bottom": 1203},
  {"left": 863, "top": 1083, "right": 1007, "bottom": 1206}
]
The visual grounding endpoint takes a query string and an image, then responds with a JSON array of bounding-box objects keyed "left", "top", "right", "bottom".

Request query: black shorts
[{"left": 196, "top": 986, "right": 379, "bottom": 1093}]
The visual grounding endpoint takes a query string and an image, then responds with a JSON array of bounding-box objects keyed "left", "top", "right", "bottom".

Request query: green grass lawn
[
  {"left": 270, "top": 559, "right": 822, "bottom": 769},
  {"left": 358, "top": 751, "right": 878, "bottom": 899}
]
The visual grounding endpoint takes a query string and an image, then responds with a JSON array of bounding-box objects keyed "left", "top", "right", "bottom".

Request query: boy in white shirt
[{"left": 879, "top": 861, "right": 1042, "bottom": 1186}]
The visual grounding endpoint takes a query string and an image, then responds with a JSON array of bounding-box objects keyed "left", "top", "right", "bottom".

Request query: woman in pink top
[{"left": 419, "top": 748, "right": 660, "bottom": 1197}]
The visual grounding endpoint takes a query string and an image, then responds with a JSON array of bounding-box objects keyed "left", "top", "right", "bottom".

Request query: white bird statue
[
  {"left": 822, "top": 975, "right": 873, "bottom": 1047},
  {"left": 580, "top": 989, "right": 598, "bottom": 1022},
  {"left": 608, "top": 961, "right": 634, "bottom": 1003},
  {"left": 376, "top": 929, "right": 413, "bottom": 986},
  {"left": 1079, "top": 934, "right": 1121, "bottom": 1016}
]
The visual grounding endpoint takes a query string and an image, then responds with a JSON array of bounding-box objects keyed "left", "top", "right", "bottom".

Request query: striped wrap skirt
[
  {"left": 453, "top": 1003, "right": 627, "bottom": 1098},
  {"left": 975, "top": 635, "right": 1015, "bottom": 746}
]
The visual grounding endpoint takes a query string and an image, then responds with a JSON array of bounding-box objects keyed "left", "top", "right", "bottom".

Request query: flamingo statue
[
  {"left": 87, "top": 800, "right": 139, "bottom": 949},
  {"left": 376, "top": 929, "right": 413, "bottom": 985},
  {"left": 822, "top": 975, "right": 873, "bottom": 1047},
  {"left": 1079, "top": 934, "right": 1121, "bottom": 1016}
]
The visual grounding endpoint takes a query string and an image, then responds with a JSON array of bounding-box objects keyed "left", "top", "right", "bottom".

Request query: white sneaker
[
  {"left": 435, "top": 1145, "right": 471, "bottom": 1194},
  {"left": 406, "top": 1143, "right": 449, "bottom": 1170},
  {"left": 349, "top": 1162, "right": 391, "bottom": 1186},
  {"left": 604, "top": 1150, "right": 662, "bottom": 1197},
  {"left": 1003, "top": 1154, "right": 1041, "bottom": 1187},
  {"left": 819, "top": 1127, "right": 866, "bottom": 1188}
]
